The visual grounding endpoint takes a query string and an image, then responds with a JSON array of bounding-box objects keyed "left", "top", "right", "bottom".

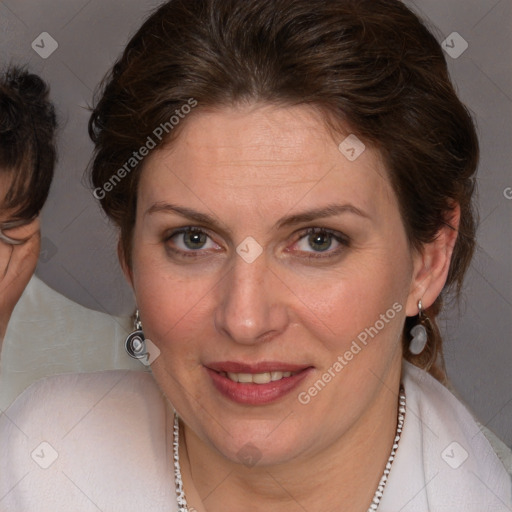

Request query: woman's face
[
  {"left": 130, "top": 104, "right": 422, "bottom": 465},
  {"left": 0, "top": 174, "right": 41, "bottom": 340}
]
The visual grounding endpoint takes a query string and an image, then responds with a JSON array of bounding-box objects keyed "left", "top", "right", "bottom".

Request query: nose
[{"left": 214, "top": 254, "right": 289, "bottom": 345}]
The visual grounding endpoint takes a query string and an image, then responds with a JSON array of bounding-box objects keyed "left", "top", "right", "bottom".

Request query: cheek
[
  {"left": 280, "top": 250, "right": 410, "bottom": 353},
  {"left": 0, "top": 241, "right": 12, "bottom": 273},
  {"left": 131, "top": 244, "right": 217, "bottom": 353},
  {"left": 130, "top": 222, "right": 413, "bottom": 367},
  {"left": 18, "top": 238, "right": 41, "bottom": 287}
]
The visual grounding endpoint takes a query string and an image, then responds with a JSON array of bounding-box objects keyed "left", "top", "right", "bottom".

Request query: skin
[
  {"left": 0, "top": 174, "right": 41, "bottom": 345},
  {"left": 124, "top": 104, "right": 459, "bottom": 512}
]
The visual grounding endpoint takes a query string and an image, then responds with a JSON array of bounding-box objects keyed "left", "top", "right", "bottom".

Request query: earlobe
[
  {"left": 118, "top": 239, "right": 134, "bottom": 287},
  {"left": 405, "top": 204, "right": 461, "bottom": 316}
]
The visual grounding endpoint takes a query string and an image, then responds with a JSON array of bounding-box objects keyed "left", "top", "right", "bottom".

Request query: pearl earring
[{"left": 409, "top": 299, "right": 428, "bottom": 355}]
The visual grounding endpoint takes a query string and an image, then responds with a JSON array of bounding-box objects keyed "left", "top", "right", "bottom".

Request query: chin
[
  {"left": 218, "top": 429, "right": 306, "bottom": 468},
  {"left": 194, "top": 414, "right": 314, "bottom": 468}
]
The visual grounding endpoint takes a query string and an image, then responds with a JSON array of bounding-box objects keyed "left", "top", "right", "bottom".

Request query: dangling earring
[
  {"left": 409, "top": 299, "right": 429, "bottom": 355},
  {"left": 125, "top": 310, "right": 147, "bottom": 359}
]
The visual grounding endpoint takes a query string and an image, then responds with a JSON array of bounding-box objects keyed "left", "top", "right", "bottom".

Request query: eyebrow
[{"left": 145, "top": 202, "right": 369, "bottom": 231}]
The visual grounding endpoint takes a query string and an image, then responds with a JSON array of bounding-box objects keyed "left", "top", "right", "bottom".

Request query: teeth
[
  {"left": 238, "top": 373, "right": 254, "bottom": 383},
  {"left": 225, "top": 371, "right": 295, "bottom": 384}
]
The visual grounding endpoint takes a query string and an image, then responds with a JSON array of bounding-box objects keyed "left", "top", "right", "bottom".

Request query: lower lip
[{"left": 206, "top": 367, "right": 312, "bottom": 405}]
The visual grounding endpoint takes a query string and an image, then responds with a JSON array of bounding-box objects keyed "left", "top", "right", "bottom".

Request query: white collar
[{"left": 380, "top": 361, "right": 512, "bottom": 511}]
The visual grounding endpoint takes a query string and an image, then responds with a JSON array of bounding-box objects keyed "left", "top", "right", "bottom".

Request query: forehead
[{"left": 138, "top": 104, "right": 394, "bottom": 219}]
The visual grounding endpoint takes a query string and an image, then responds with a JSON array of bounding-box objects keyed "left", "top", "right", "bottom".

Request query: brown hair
[
  {"left": 0, "top": 66, "right": 57, "bottom": 221},
  {"left": 89, "top": 0, "right": 478, "bottom": 381}
]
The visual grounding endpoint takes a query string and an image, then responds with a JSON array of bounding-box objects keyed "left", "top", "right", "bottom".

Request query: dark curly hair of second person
[{"left": 0, "top": 66, "right": 57, "bottom": 228}]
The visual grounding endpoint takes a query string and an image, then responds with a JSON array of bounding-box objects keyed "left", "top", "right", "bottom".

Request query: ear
[
  {"left": 118, "top": 239, "right": 134, "bottom": 288},
  {"left": 405, "top": 204, "right": 460, "bottom": 316}
]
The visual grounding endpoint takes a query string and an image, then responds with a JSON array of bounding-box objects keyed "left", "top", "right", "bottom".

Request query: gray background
[{"left": 1, "top": 0, "right": 511, "bottom": 444}]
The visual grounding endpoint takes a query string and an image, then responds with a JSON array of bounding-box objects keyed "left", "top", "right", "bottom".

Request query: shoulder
[
  {"left": 8, "top": 368, "right": 158, "bottom": 410},
  {"left": 0, "top": 275, "right": 141, "bottom": 410},
  {"left": 4, "top": 370, "right": 162, "bottom": 434},
  {"left": 392, "top": 362, "right": 512, "bottom": 510},
  {"left": 1, "top": 370, "right": 177, "bottom": 511},
  {"left": 403, "top": 361, "right": 510, "bottom": 458}
]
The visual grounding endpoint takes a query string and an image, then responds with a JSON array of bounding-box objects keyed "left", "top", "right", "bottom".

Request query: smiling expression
[{"left": 128, "top": 103, "right": 420, "bottom": 465}]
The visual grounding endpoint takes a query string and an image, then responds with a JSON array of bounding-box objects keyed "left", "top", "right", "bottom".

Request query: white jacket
[{"left": 1, "top": 362, "right": 511, "bottom": 511}]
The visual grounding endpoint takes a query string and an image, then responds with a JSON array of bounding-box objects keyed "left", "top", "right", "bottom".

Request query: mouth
[
  {"left": 220, "top": 370, "right": 298, "bottom": 384},
  {"left": 205, "top": 362, "right": 313, "bottom": 405}
]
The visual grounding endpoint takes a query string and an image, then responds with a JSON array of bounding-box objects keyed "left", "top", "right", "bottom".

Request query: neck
[{"left": 179, "top": 358, "right": 402, "bottom": 512}]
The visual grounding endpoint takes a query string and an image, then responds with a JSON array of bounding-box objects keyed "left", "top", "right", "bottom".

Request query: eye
[
  {"left": 165, "top": 227, "right": 220, "bottom": 257},
  {"left": 291, "top": 227, "right": 349, "bottom": 258}
]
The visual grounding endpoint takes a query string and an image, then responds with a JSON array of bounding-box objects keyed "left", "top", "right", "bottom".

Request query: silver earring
[
  {"left": 409, "top": 299, "right": 428, "bottom": 355},
  {"left": 125, "top": 310, "right": 147, "bottom": 359}
]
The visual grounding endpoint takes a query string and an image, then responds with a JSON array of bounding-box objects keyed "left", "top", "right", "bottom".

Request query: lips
[
  {"left": 205, "top": 361, "right": 313, "bottom": 405},
  {"left": 208, "top": 360, "right": 309, "bottom": 372}
]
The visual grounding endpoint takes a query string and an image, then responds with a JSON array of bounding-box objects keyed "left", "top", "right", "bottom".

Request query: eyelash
[{"left": 163, "top": 226, "right": 350, "bottom": 260}]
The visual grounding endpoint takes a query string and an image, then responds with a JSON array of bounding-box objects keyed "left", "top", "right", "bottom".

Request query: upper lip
[{"left": 206, "top": 361, "right": 312, "bottom": 373}]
